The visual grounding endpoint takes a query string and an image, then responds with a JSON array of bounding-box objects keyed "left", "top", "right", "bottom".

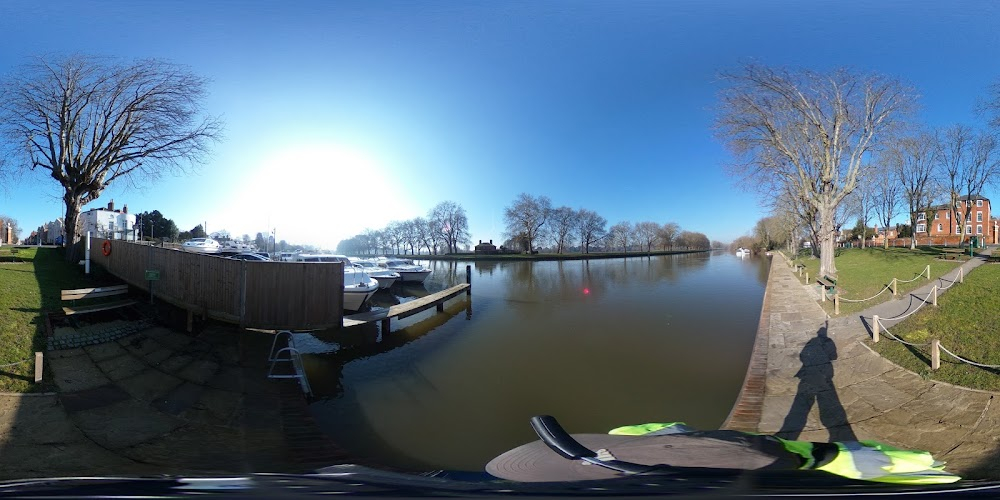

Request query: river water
[{"left": 296, "top": 251, "right": 770, "bottom": 472}]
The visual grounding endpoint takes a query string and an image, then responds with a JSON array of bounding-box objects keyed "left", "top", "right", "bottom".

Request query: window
[
  {"left": 957, "top": 224, "right": 961, "bottom": 233},
  {"left": 934, "top": 212, "right": 940, "bottom": 220},
  {"left": 946, "top": 211, "right": 950, "bottom": 220},
  {"left": 977, "top": 199, "right": 983, "bottom": 207},
  {"left": 916, "top": 223, "right": 926, "bottom": 233},
  {"left": 977, "top": 225, "right": 983, "bottom": 234},
  {"left": 967, "top": 200, "right": 972, "bottom": 207},
  {"left": 917, "top": 213, "right": 925, "bottom": 221},
  {"left": 967, "top": 225, "right": 973, "bottom": 234},
  {"left": 977, "top": 212, "right": 983, "bottom": 222},
  {"left": 967, "top": 213, "right": 972, "bottom": 222},
  {"left": 937, "top": 223, "right": 943, "bottom": 232}
]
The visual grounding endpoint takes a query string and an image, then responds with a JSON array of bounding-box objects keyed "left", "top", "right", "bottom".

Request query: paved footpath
[
  {"left": 724, "top": 252, "right": 1000, "bottom": 480},
  {"left": 0, "top": 325, "right": 361, "bottom": 480}
]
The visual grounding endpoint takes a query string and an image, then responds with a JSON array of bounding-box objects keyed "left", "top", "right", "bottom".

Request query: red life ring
[{"left": 102, "top": 240, "right": 112, "bottom": 256}]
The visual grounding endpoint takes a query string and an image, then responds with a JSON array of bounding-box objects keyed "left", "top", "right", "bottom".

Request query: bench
[
  {"left": 817, "top": 275, "right": 837, "bottom": 297},
  {"left": 61, "top": 285, "right": 136, "bottom": 316}
]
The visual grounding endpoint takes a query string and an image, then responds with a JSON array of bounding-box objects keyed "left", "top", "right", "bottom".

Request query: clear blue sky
[{"left": 1, "top": 1, "right": 998, "bottom": 248}]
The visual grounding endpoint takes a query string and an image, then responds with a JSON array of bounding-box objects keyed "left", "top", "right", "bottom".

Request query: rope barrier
[
  {"left": 896, "top": 274, "right": 924, "bottom": 284},
  {"left": 938, "top": 343, "right": 1000, "bottom": 370},
  {"left": 875, "top": 291, "right": 935, "bottom": 322},
  {"left": 839, "top": 284, "right": 891, "bottom": 303},
  {"left": 875, "top": 318, "right": 931, "bottom": 347},
  {"left": 0, "top": 358, "right": 32, "bottom": 369}
]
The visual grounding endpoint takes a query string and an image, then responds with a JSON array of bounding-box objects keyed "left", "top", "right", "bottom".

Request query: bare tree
[
  {"left": 634, "top": 221, "right": 660, "bottom": 253},
  {"left": 657, "top": 222, "right": 680, "bottom": 251},
  {"left": 871, "top": 164, "right": 902, "bottom": 249},
  {"left": 843, "top": 165, "right": 880, "bottom": 248},
  {"left": 428, "top": 201, "right": 470, "bottom": 254},
  {"left": 0, "top": 55, "right": 222, "bottom": 260},
  {"left": 576, "top": 209, "right": 606, "bottom": 254},
  {"left": 384, "top": 221, "right": 405, "bottom": 255},
  {"left": 608, "top": 221, "right": 632, "bottom": 252},
  {"left": 936, "top": 125, "right": 1000, "bottom": 245},
  {"left": 503, "top": 193, "right": 551, "bottom": 253},
  {"left": 548, "top": 206, "right": 579, "bottom": 254},
  {"left": 884, "top": 131, "right": 939, "bottom": 248},
  {"left": 716, "top": 64, "right": 913, "bottom": 275}
]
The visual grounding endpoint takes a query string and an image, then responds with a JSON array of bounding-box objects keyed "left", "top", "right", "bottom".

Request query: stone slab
[
  {"left": 48, "top": 354, "right": 111, "bottom": 392},
  {"left": 71, "top": 399, "right": 184, "bottom": 450}
]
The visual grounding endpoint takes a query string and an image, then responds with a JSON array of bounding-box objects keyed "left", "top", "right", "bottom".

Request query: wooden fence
[{"left": 88, "top": 238, "right": 344, "bottom": 330}]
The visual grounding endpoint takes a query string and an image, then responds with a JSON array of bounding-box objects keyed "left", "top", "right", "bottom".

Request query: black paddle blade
[{"left": 529, "top": 415, "right": 596, "bottom": 460}]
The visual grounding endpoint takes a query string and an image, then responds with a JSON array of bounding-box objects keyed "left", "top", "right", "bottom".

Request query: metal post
[
  {"left": 872, "top": 315, "right": 880, "bottom": 342},
  {"left": 85, "top": 231, "right": 91, "bottom": 274},
  {"left": 931, "top": 340, "right": 941, "bottom": 370}
]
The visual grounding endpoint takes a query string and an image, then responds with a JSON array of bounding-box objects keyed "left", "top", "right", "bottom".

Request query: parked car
[{"left": 228, "top": 253, "right": 270, "bottom": 261}]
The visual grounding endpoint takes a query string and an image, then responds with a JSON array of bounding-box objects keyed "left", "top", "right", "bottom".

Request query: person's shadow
[{"left": 779, "top": 323, "right": 857, "bottom": 442}]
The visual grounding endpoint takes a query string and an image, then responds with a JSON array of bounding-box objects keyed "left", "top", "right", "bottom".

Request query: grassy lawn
[
  {"left": 0, "top": 247, "right": 109, "bottom": 392},
  {"left": 870, "top": 262, "right": 1000, "bottom": 391},
  {"left": 789, "top": 247, "right": 963, "bottom": 316}
]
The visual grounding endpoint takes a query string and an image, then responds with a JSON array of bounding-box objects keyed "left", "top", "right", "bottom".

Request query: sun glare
[{"left": 217, "top": 144, "right": 412, "bottom": 249}]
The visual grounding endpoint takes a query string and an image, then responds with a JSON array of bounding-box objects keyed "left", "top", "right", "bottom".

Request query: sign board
[{"left": 145, "top": 270, "right": 161, "bottom": 281}]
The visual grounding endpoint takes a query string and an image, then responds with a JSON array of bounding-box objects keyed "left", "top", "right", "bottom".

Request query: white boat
[
  {"left": 182, "top": 237, "right": 222, "bottom": 254},
  {"left": 377, "top": 258, "right": 432, "bottom": 283},
  {"left": 349, "top": 258, "right": 401, "bottom": 289},
  {"left": 220, "top": 241, "right": 257, "bottom": 253},
  {"left": 293, "top": 254, "right": 379, "bottom": 311},
  {"left": 736, "top": 247, "right": 750, "bottom": 257}
]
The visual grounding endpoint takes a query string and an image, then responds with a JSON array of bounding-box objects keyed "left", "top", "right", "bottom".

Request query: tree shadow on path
[{"left": 779, "top": 323, "right": 857, "bottom": 442}]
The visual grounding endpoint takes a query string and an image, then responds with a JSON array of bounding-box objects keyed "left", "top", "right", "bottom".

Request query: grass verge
[
  {"left": 0, "top": 247, "right": 109, "bottom": 392},
  {"left": 788, "top": 247, "right": 963, "bottom": 316},
  {"left": 869, "top": 262, "right": 1000, "bottom": 391}
]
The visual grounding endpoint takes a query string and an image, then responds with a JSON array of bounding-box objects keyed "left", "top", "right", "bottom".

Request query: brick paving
[{"left": 0, "top": 323, "right": 366, "bottom": 480}]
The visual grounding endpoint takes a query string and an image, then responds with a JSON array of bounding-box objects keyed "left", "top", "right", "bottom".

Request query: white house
[{"left": 80, "top": 200, "right": 137, "bottom": 241}]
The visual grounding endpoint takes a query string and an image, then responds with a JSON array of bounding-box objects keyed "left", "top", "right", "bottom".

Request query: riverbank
[
  {"left": 385, "top": 248, "right": 711, "bottom": 262},
  {"left": 725, "top": 252, "right": 999, "bottom": 479}
]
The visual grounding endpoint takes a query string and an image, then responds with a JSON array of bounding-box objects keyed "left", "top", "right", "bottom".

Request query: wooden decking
[{"left": 344, "top": 283, "right": 470, "bottom": 329}]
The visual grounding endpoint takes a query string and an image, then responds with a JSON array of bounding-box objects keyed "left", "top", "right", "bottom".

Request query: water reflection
[{"left": 307, "top": 253, "right": 769, "bottom": 472}]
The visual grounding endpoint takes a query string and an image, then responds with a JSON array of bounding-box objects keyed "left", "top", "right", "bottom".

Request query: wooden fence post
[
  {"left": 925, "top": 264, "right": 931, "bottom": 280},
  {"left": 834, "top": 293, "right": 840, "bottom": 315},
  {"left": 931, "top": 339, "right": 940, "bottom": 370},
  {"left": 872, "top": 315, "right": 880, "bottom": 342},
  {"left": 805, "top": 272, "right": 809, "bottom": 285},
  {"left": 891, "top": 278, "right": 897, "bottom": 297},
  {"left": 959, "top": 267, "right": 964, "bottom": 284},
  {"left": 466, "top": 265, "right": 472, "bottom": 296},
  {"left": 34, "top": 352, "right": 43, "bottom": 383},
  {"left": 932, "top": 285, "right": 938, "bottom": 307}
]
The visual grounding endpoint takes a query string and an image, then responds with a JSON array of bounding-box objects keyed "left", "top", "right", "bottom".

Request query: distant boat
[
  {"left": 181, "top": 237, "right": 221, "bottom": 254},
  {"left": 736, "top": 247, "right": 750, "bottom": 257},
  {"left": 349, "top": 258, "right": 401, "bottom": 289}
]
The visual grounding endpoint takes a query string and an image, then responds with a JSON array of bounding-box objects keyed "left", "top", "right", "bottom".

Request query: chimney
[
  {"left": 479, "top": 240, "right": 482, "bottom": 245},
  {"left": 108, "top": 199, "right": 115, "bottom": 212},
  {"left": 122, "top": 204, "right": 128, "bottom": 214},
  {"left": 489, "top": 239, "right": 493, "bottom": 245}
]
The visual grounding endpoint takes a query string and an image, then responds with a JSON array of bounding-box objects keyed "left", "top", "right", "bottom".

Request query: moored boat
[
  {"left": 349, "top": 258, "right": 401, "bottom": 289},
  {"left": 377, "top": 258, "right": 432, "bottom": 283},
  {"left": 293, "top": 254, "right": 379, "bottom": 311}
]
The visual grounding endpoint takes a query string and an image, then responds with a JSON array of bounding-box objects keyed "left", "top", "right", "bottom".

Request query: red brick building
[{"left": 912, "top": 195, "right": 998, "bottom": 245}]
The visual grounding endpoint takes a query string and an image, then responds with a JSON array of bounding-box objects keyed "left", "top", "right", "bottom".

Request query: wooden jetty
[{"left": 344, "top": 283, "right": 470, "bottom": 330}]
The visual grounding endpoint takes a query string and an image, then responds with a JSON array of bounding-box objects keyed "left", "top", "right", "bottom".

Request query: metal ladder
[{"left": 267, "top": 330, "right": 312, "bottom": 396}]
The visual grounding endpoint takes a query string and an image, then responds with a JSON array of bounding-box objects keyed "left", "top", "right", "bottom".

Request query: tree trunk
[
  {"left": 819, "top": 208, "right": 837, "bottom": 276},
  {"left": 63, "top": 194, "right": 83, "bottom": 262}
]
